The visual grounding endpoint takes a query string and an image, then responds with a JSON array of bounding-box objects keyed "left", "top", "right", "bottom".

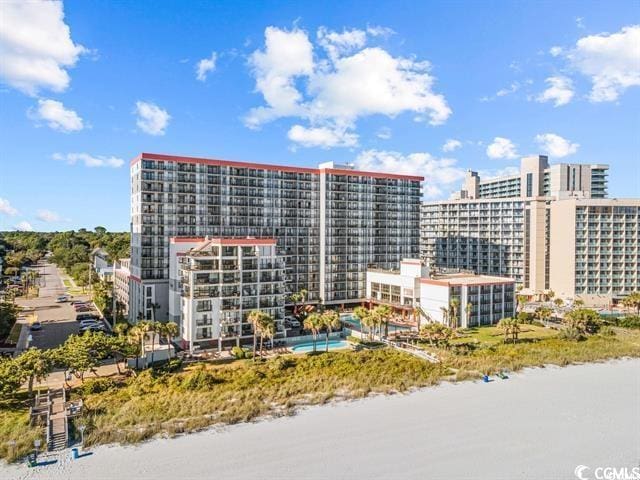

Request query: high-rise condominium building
[
  {"left": 130, "top": 153, "right": 422, "bottom": 322},
  {"left": 421, "top": 155, "right": 638, "bottom": 306},
  {"left": 171, "top": 237, "right": 286, "bottom": 351},
  {"left": 455, "top": 155, "right": 608, "bottom": 200}
]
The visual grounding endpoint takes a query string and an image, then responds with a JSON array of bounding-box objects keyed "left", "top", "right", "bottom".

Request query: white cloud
[
  {"left": 29, "top": 98, "right": 84, "bottom": 132},
  {"left": 486, "top": 137, "right": 518, "bottom": 159},
  {"left": 53, "top": 152, "right": 124, "bottom": 168},
  {"left": 287, "top": 124, "right": 358, "bottom": 148},
  {"left": 317, "top": 27, "right": 367, "bottom": 61},
  {"left": 0, "top": 198, "right": 18, "bottom": 216},
  {"left": 134, "top": 101, "right": 170, "bottom": 135},
  {"left": 196, "top": 52, "right": 217, "bottom": 81},
  {"left": 14, "top": 221, "right": 33, "bottom": 232},
  {"left": 245, "top": 27, "right": 314, "bottom": 128},
  {"left": 442, "top": 139, "right": 462, "bottom": 152},
  {"left": 355, "top": 149, "right": 466, "bottom": 199},
  {"left": 245, "top": 26, "right": 451, "bottom": 145},
  {"left": 496, "top": 82, "right": 521, "bottom": 97},
  {"left": 536, "top": 76, "right": 575, "bottom": 107},
  {"left": 549, "top": 46, "right": 563, "bottom": 57},
  {"left": 576, "top": 17, "right": 585, "bottom": 29},
  {"left": 376, "top": 127, "right": 392, "bottom": 140},
  {"left": 568, "top": 25, "right": 640, "bottom": 102},
  {"left": 36, "top": 209, "right": 61, "bottom": 222},
  {"left": 366, "top": 25, "right": 395, "bottom": 38},
  {"left": 0, "top": 0, "right": 86, "bottom": 96},
  {"left": 534, "top": 133, "right": 579, "bottom": 158}
]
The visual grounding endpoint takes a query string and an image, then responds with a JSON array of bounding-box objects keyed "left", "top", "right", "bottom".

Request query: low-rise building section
[
  {"left": 366, "top": 260, "right": 515, "bottom": 328},
  {"left": 91, "top": 248, "right": 113, "bottom": 282},
  {"left": 169, "top": 237, "right": 286, "bottom": 351},
  {"left": 113, "top": 258, "right": 130, "bottom": 318}
]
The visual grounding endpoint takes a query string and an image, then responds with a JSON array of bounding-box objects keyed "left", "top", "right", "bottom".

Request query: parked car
[
  {"left": 284, "top": 317, "right": 301, "bottom": 328},
  {"left": 74, "top": 306, "right": 93, "bottom": 312},
  {"left": 76, "top": 313, "right": 100, "bottom": 321},
  {"left": 80, "top": 325, "right": 107, "bottom": 334},
  {"left": 30, "top": 322, "right": 42, "bottom": 331},
  {"left": 56, "top": 295, "right": 71, "bottom": 303},
  {"left": 79, "top": 319, "right": 102, "bottom": 327}
]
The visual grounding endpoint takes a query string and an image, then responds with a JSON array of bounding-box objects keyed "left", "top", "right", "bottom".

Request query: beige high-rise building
[{"left": 421, "top": 156, "right": 638, "bottom": 306}]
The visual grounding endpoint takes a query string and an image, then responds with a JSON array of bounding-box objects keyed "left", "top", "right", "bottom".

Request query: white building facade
[
  {"left": 169, "top": 237, "right": 286, "bottom": 351},
  {"left": 366, "top": 260, "right": 516, "bottom": 328}
]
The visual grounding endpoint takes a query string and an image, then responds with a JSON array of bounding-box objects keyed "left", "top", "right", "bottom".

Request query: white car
[
  {"left": 79, "top": 319, "right": 102, "bottom": 328},
  {"left": 56, "top": 295, "right": 70, "bottom": 303}
]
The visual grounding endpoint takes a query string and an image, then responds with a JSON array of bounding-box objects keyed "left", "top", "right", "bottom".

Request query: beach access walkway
[{"left": 382, "top": 338, "right": 439, "bottom": 362}]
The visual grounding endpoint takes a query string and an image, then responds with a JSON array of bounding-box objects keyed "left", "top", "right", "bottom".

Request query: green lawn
[
  {"left": 451, "top": 324, "right": 558, "bottom": 347},
  {"left": 6, "top": 322, "right": 22, "bottom": 344}
]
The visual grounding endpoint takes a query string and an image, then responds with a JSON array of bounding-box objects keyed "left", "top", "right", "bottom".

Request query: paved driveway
[{"left": 17, "top": 262, "right": 92, "bottom": 350}]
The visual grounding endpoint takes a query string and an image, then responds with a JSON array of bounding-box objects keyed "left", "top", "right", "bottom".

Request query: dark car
[
  {"left": 30, "top": 322, "right": 42, "bottom": 331},
  {"left": 76, "top": 313, "right": 100, "bottom": 321}
]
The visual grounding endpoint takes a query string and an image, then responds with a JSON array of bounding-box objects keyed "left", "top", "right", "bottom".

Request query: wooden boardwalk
[{"left": 382, "top": 339, "right": 439, "bottom": 363}]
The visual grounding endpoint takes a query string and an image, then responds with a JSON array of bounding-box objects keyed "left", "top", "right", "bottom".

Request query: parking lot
[{"left": 16, "top": 262, "right": 101, "bottom": 350}]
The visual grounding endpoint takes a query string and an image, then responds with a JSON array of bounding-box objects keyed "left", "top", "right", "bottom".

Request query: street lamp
[
  {"left": 78, "top": 424, "right": 87, "bottom": 449},
  {"left": 33, "top": 439, "right": 41, "bottom": 460},
  {"left": 7, "top": 440, "right": 16, "bottom": 460}
]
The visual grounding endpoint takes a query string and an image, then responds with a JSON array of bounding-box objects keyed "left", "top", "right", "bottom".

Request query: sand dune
[{"left": 5, "top": 358, "right": 640, "bottom": 480}]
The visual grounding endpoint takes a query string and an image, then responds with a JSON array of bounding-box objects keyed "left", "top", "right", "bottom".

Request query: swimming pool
[{"left": 291, "top": 339, "right": 349, "bottom": 353}]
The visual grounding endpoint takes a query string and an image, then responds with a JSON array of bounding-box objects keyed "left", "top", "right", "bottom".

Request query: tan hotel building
[{"left": 421, "top": 156, "right": 638, "bottom": 306}]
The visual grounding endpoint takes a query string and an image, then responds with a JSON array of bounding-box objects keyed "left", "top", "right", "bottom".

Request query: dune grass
[
  {"left": 77, "top": 349, "right": 447, "bottom": 447},
  {"left": 1, "top": 327, "right": 639, "bottom": 462},
  {"left": 0, "top": 395, "right": 44, "bottom": 463}
]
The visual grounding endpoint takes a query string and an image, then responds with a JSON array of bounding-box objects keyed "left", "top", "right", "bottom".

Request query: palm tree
[
  {"left": 321, "top": 310, "right": 341, "bottom": 352},
  {"left": 136, "top": 320, "right": 153, "bottom": 367},
  {"left": 163, "top": 321, "right": 179, "bottom": 359},
  {"left": 465, "top": 302, "right": 473, "bottom": 327},
  {"left": 535, "top": 306, "right": 553, "bottom": 325},
  {"left": 247, "top": 310, "right": 264, "bottom": 362},
  {"left": 260, "top": 316, "right": 276, "bottom": 357},
  {"left": 449, "top": 298, "right": 460, "bottom": 329},
  {"left": 440, "top": 306, "right": 449, "bottom": 328},
  {"left": 353, "top": 306, "right": 371, "bottom": 340},
  {"left": 374, "top": 305, "right": 393, "bottom": 338},
  {"left": 303, "top": 312, "right": 322, "bottom": 353},
  {"left": 497, "top": 318, "right": 513, "bottom": 342}
]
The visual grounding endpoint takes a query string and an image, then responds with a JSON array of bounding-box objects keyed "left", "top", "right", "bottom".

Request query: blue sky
[{"left": 0, "top": 0, "right": 638, "bottom": 231}]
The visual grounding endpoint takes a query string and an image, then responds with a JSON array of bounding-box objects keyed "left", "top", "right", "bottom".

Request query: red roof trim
[
  {"left": 131, "top": 153, "right": 424, "bottom": 181},
  {"left": 170, "top": 237, "right": 206, "bottom": 244},
  {"left": 132, "top": 153, "right": 318, "bottom": 175},
  {"left": 130, "top": 275, "right": 141, "bottom": 283},
  {"left": 322, "top": 168, "right": 424, "bottom": 182}
]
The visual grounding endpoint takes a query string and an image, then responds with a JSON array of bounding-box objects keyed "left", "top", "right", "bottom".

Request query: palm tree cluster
[
  {"left": 127, "top": 320, "right": 179, "bottom": 366},
  {"left": 247, "top": 310, "right": 276, "bottom": 361},
  {"left": 440, "top": 298, "right": 460, "bottom": 329},
  {"left": 562, "top": 308, "right": 601, "bottom": 336},
  {"left": 622, "top": 292, "right": 640, "bottom": 314},
  {"left": 418, "top": 322, "right": 453, "bottom": 348},
  {"left": 534, "top": 306, "right": 553, "bottom": 324},
  {"left": 353, "top": 305, "right": 393, "bottom": 341},
  {"left": 497, "top": 317, "right": 521, "bottom": 343},
  {"left": 303, "top": 310, "right": 342, "bottom": 353}
]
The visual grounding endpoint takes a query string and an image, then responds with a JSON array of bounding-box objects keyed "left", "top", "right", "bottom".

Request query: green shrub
[
  {"left": 181, "top": 365, "right": 220, "bottom": 391},
  {"left": 269, "top": 356, "right": 295, "bottom": 372},
  {"left": 598, "top": 326, "right": 616, "bottom": 337},
  {"left": 558, "top": 327, "right": 583, "bottom": 342},
  {"left": 79, "top": 377, "right": 118, "bottom": 395},
  {"left": 617, "top": 316, "right": 640, "bottom": 329},
  {"left": 231, "top": 346, "right": 249, "bottom": 359}
]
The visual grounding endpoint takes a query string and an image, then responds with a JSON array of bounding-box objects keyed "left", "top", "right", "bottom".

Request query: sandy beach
[{"left": 4, "top": 358, "right": 639, "bottom": 480}]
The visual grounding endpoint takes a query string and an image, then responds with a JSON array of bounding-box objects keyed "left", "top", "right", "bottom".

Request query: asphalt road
[{"left": 17, "top": 262, "right": 91, "bottom": 350}]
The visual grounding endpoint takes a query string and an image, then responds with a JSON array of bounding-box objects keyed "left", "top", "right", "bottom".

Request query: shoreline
[{"left": 4, "top": 357, "right": 639, "bottom": 480}]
